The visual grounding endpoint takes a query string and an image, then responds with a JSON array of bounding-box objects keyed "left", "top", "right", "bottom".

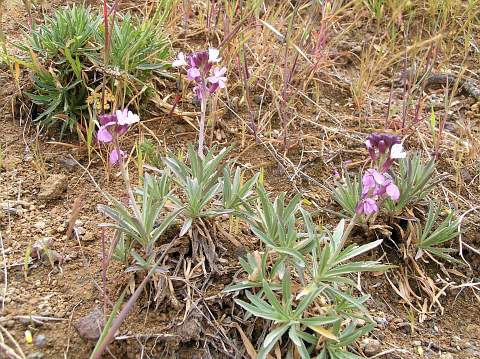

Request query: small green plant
[
  {"left": 414, "top": 204, "right": 462, "bottom": 264},
  {"left": 15, "top": 5, "right": 170, "bottom": 135},
  {"left": 226, "top": 205, "right": 391, "bottom": 358},
  {"left": 19, "top": 5, "right": 101, "bottom": 132},
  {"left": 165, "top": 145, "right": 233, "bottom": 236},
  {"left": 222, "top": 166, "right": 260, "bottom": 213},
  {"left": 332, "top": 143, "right": 441, "bottom": 220},
  {"left": 384, "top": 154, "right": 443, "bottom": 214},
  {"left": 332, "top": 172, "right": 362, "bottom": 218},
  {"left": 138, "top": 138, "right": 163, "bottom": 168},
  {"left": 92, "top": 12, "right": 170, "bottom": 102},
  {"left": 99, "top": 173, "right": 179, "bottom": 272}
]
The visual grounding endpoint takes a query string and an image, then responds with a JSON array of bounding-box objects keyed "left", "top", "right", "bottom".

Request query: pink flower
[
  {"left": 116, "top": 109, "right": 139, "bottom": 126},
  {"left": 356, "top": 198, "right": 378, "bottom": 215},
  {"left": 172, "top": 52, "right": 187, "bottom": 67},
  {"left": 187, "top": 67, "right": 201, "bottom": 81},
  {"left": 362, "top": 168, "right": 385, "bottom": 194},
  {"left": 208, "top": 67, "right": 227, "bottom": 89},
  {"left": 97, "top": 124, "right": 114, "bottom": 143},
  {"left": 208, "top": 48, "right": 221, "bottom": 63},
  {"left": 109, "top": 149, "right": 126, "bottom": 165},
  {"left": 385, "top": 182, "right": 400, "bottom": 200}
]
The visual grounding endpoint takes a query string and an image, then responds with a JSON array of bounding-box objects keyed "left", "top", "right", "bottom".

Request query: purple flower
[
  {"left": 373, "top": 179, "right": 400, "bottom": 200},
  {"left": 96, "top": 109, "right": 139, "bottom": 143},
  {"left": 189, "top": 51, "right": 210, "bottom": 70},
  {"left": 173, "top": 49, "right": 227, "bottom": 102},
  {"left": 356, "top": 198, "right": 378, "bottom": 215},
  {"left": 208, "top": 67, "right": 227, "bottom": 89},
  {"left": 116, "top": 108, "right": 140, "bottom": 126},
  {"left": 187, "top": 67, "right": 201, "bottom": 81},
  {"left": 362, "top": 169, "right": 385, "bottom": 194},
  {"left": 109, "top": 149, "right": 126, "bottom": 165},
  {"left": 97, "top": 124, "right": 114, "bottom": 143},
  {"left": 366, "top": 133, "right": 401, "bottom": 153},
  {"left": 385, "top": 181, "right": 400, "bottom": 200},
  {"left": 365, "top": 133, "right": 406, "bottom": 172},
  {"left": 99, "top": 114, "right": 116, "bottom": 125}
]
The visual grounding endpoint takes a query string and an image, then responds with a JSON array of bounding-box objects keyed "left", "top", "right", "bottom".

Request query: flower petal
[
  {"left": 97, "top": 126, "right": 113, "bottom": 143},
  {"left": 390, "top": 143, "right": 406, "bottom": 159},
  {"left": 386, "top": 183, "right": 400, "bottom": 200},
  {"left": 208, "top": 48, "right": 221, "bottom": 62},
  {"left": 172, "top": 52, "right": 187, "bottom": 67},
  {"left": 109, "top": 149, "right": 126, "bottom": 165}
]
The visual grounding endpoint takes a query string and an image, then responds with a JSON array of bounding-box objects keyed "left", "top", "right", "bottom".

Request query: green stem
[
  {"left": 198, "top": 92, "right": 207, "bottom": 158},
  {"left": 113, "top": 136, "right": 143, "bottom": 224}
]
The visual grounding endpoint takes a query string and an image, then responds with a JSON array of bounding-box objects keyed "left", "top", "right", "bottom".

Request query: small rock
[
  {"left": 34, "top": 221, "right": 46, "bottom": 230},
  {"left": 58, "top": 157, "right": 76, "bottom": 170},
  {"left": 2, "top": 202, "right": 20, "bottom": 216},
  {"left": 439, "top": 354, "right": 454, "bottom": 359},
  {"left": 26, "top": 352, "right": 44, "bottom": 359},
  {"left": 35, "top": 334, "right": 47, "bottom": 348},
  {"left": 361, "top": 338, "right": 382, "bottom": 357},
  {"left": 74, "top": 307, "right": 104, "bottom": 341},
  {"left": 75, "top": 227, "right": 86, "bottom": 236},
  {"left": 82, "top": 232, "right": 95, "bottom": 242},
  {"left": 4, "top": 319, "right": 15, "bottom": 328},
  {"left": 38, "top": 174, "right": 68, "bottom": 201},
  {"left": 412, "top": 340, "right": 421, "bottom": 346},
  {"left": 373, "top": 316, "right": 388, "bottom": 328},
  {"left": 56, "top": 225, "right": 66, "bottom": 234}
]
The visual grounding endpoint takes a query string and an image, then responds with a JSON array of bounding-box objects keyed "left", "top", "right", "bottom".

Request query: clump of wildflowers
[
  {"left": 356, "top": 133, "right": 405, "bottom": 216},
  {"left": 172, "top": 48, "right": 227, "bottom": 157},
  {"left": 96, "top": 108, "right": 139, "bottom": 165}
]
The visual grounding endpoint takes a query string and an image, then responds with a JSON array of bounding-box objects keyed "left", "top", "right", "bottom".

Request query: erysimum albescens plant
[
  {"left": 14, "top": 4, "right": 171, "bottom": 134},
  {"left": 225, "top": 186, "right": 392, "bottom": 358}
]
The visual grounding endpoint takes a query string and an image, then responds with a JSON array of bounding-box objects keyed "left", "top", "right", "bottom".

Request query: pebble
[
  {"left": 75, "top": 227, "right": 86, "bottom": 235},
  {"left": 74, "top": 307, "right": 104, "bottom": 341},
  {"left": 26, "top": 352, "right": 44, "bottom": 359},
  {"left": 35, "top": 334, "right": 47, "bottom": 348},
  {"left": 439, "top": 354, "right": 454, "bottom": 359},
  {"left": 82, "top": 232, "right": 95, "bottom": 242},
  {"left": 34, "top": 221, "right": 46, "bottom": 230},
  {"left": 4, "top": 319, "right": 15, "bottom": 328},
  {"left": 361, "top": 338, "right": 382, "bottom": 356},
  {"left": 38, "top": 174, "right": 68, "bottom": 201},
  {"left": 373, "top": 316, "right": 388, "bottom": 328}
]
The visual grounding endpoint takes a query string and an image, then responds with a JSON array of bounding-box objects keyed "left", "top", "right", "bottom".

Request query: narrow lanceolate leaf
[
  {"left": 307, "top": 326, "right": 338, "bottom": 341},
  {"left": 234, "top": 299, "right": 285, "bottom": 322},
  {"left": 258, "top": 325, "right": 290, "bottom": 359},
  {"left": 179, "top": 217, "right": 193, "bottom": 237}
]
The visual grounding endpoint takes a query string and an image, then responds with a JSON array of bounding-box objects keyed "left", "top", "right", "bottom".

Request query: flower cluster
[
  {"left": 172, "top": 48, "right": 227, "bottom": 100},
  {"left": 96, "top": 108, "right": 139, "bottom": 165},
  {"left": 365, "top": 133, "right": 406, "bottom": 172},
  {"left": 356, "top": 133, "right": 406, "bottom": 216}
]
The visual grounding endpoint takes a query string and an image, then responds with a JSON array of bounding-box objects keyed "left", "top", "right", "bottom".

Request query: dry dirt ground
[{"left": 1, "top": 1, "right": 480, "bottom": 358}]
